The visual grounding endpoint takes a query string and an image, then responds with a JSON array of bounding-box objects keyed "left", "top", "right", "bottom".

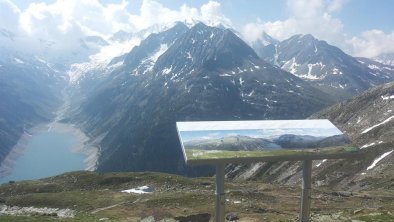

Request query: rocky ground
[{"left": 0, "top": 171, "right": 393, "bottom": 221}]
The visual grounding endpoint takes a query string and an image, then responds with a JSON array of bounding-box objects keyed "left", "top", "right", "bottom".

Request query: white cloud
[
  {"left": 242, "top": 0, "right": 394, "bottom": 58},
  {"left": 242, "top": 19, "right": 295, "bottom": 44},
  {"left": 286, "top": 0, "right": 325, "bottom": 20},
  {"left": 242, "top": 0, "right": 345, "bottom": 48},
  {"left": 200, "top": 0, "right": 231, "bottom": 27},
  {"left": 128, "top": 0, "right": 231, "bottom": 31},
  {"left": 12, "top": 0, "right": 231, "bottom": 38},
  {"left": 0, "top": 0, "right": 133, "bottom": 63},
  {"left": 349, "top": 30, "right": 394, "bottom": 57},
  {"left": 0, "top": 0, "right": 231, "bottom": 64},
  {"left": 2, "top": 0, "right": 393, "bottom": 60},
  {"left": 0, "top": 0, "right": 21, "bottom": 32},
  {"left": 327, "top": 0, "right": 347, "bottom": 12},
  {"left": 19, "top": 0, "right": 134, "bottom": 38}
]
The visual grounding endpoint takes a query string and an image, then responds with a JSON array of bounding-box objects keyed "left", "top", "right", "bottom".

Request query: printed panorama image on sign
[{"left": 177, "top": 120, "right": 359, "bottom": 162}]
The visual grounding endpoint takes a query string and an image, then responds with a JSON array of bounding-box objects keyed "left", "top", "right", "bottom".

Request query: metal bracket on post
[
  {"left": 215, "top": 163, "right": 225, "bottom": 222},
  {"left": 299, "top": 160, "right": 312, "bottom": 222}
]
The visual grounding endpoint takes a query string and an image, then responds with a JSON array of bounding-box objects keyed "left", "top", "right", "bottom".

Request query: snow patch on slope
[
  {"left": 297, "top": 62, "right": 326, "bottom": 80},
  {"left": 315, "top": 159, "right": 327, "bottom": 167},
  {"left": 141, "top": 43, "right": 169, "bottom": 73},
  {"left": 14, "top": 58, "right": 24, "bottom": 64},
  {"left": 150, "top": 44, "right": 168, "bottom": 63},
  {"left": 362, "top": 115, "right": 394, "bottom": 134},
  {"left": 68, "top": 38, "right": 140, "bottom": 84},
  {"left": 360, "top": 141, "right": 383, "bottom": 149},
  {"left": 381, "top": 95, "right": 394, "bottom": 100},
  {"left": 282, "top": 59, "right": 326, "bottom": 80},
  {"left": 368, "top": 64, "right": 381, "bottom": 71},
  {"left": 121, "top": 186, "right": 153, "bottom": 194},
  {"left": 332, "top": 67, "right": 343, "bottom": 75},
  {"left": 283, "top": 57, "right": 299, "bottom": 74},
  {"left": 366, "top": 150, "right": 393, "bottom": 170},
  {"left": 163, "top": 66, "right": 172, "bottom": 74}
]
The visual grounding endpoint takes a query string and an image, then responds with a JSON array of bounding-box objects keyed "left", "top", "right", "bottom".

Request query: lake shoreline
[
  {"left": 47, "top": 121, "right": 99, "bottom": 171},
  {"left": 0, "top": 122, "right": 99, "bottom": 179}
]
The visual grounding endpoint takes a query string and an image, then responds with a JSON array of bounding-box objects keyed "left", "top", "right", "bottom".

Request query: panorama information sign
[
  {"left": 176, "top": 119, "right": 361, "bottom": 222},
  {"left": 177, "top": 119, "right": 359, "bottom": 165}
]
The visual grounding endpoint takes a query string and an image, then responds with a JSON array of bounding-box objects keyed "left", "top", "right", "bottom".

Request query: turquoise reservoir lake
[{"left": 0, "top": 131, "right": 86, "bottom": 184}]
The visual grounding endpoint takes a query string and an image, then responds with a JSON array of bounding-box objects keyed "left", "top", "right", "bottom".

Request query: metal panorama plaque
[{"left": 176, "top": 120, "right": 360, "bottom": 165}]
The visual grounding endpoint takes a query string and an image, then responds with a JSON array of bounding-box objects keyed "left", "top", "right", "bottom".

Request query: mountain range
[
  {"left": 184, "top": 135, "right": 281, "bottom": 151},
  {"left": 1, "top": 21, "right": 394, "bottom": 183},
  {"left": 257, "top": 34, "right": 394, "bottom": 100},
  {"left": 272, "top": 134, "right": 350, "bottom": 149},
  {"left": 66, "top": 22, "right": 331, "bottom": 174}
]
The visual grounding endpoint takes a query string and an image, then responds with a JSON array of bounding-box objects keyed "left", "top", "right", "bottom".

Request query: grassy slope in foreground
[{"left": 0, "top": 171, "right": 393, "bottom": 222}]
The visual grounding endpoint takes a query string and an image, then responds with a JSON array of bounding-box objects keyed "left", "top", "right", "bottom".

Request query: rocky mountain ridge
[{"left": 256, "top": 34, "right": 394, "bottom": 100}]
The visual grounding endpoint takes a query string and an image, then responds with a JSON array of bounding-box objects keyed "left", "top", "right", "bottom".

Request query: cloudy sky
[{"left": 1, "top": 0, "right": 394, "bottom": 58}]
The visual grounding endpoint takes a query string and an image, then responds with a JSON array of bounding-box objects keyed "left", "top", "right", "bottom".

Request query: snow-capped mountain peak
[
  {"left": 255, "top": 33, "right": 394, "bottom": 100},
  {"left": 373, "top": 53, "right": 394, "bottom": 66}
]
